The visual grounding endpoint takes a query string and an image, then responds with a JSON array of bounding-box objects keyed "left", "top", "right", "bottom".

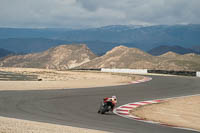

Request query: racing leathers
[{"left": 103, "top": 97, "right": 117, "bottom": 111}]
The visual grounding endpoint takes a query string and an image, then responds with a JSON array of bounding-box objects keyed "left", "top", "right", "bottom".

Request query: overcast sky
[{"left": 0, "top": 0, "right": 200, "bottom": 28}]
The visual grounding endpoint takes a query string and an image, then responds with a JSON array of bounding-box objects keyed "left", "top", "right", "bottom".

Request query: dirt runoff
[
  {"left": 131, "top": 95, "right": 200, "bottom": 131},
  {"left": 0, "top": 67, "right": 143, "bottom": 90},
  {"left": 0, "top": 116, "right": 109, "bottom": 133}
]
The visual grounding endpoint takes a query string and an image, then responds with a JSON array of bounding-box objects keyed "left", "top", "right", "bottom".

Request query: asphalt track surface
[{"left": 0, "top": 75, "right": 200, "bottom": 133}]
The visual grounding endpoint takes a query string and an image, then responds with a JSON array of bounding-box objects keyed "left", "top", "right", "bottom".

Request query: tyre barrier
[
  {"left": 101, "top": 68, "right": 200, "bottom": 77},
  {"left": 147, "top": 70, "right": 196, "bottom": 76},
  {"left": 72, "top": 68, "right": 200, "bottom": 77}
]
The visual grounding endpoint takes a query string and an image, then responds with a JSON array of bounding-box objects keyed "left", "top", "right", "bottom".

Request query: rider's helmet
[{"left": 112, "top": 96, "right": 117, "bottom": 101}]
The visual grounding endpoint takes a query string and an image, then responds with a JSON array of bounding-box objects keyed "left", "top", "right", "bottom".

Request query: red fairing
[
  {"left": 103, "top": 97, "right": 109, "bottom": 102},
  {"left": 104, "top": 97, "right": 117, "bottom": 105}
]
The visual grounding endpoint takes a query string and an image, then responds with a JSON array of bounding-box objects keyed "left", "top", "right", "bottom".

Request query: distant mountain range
[
  {"left": 191, "top": 45, "right": 200, "bottom": 53},
  {"left": 0, "top": 24, "right": 200, "bottom": 55},
  {"left": 148, "top": 45, "right": 200, "bottom": 56},
  {"left": 0, "top": 38, "right": 128, "bottom": 56},
  {"left": 0, "top": 48, "right": 15, "bottom": 58}
]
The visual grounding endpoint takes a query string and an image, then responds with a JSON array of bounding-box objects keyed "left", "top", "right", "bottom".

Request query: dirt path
[
  {"left": 0, "top": 116, "right": 109, "bottom": 133},
  {"left": 0, "top": 67, "right": 142, "bottom": 90},
  {"left": 131, "top": 95, "right": 200, "bottom": 131}
]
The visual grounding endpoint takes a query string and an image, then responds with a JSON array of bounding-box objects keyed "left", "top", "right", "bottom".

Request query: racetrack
[{"left": 0, "top": 75, "right": 200, "bottom": 133}]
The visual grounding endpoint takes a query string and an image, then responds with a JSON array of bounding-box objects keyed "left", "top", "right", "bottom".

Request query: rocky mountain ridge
[
  {"left": 0, "top": 45, "right": 200, "bottom": 71},
  {"left": 79, "top": 46, "right": 200, "bottom": 71},
  {"left": 0, "top": 44, "right": 96, "bottom": 70}
]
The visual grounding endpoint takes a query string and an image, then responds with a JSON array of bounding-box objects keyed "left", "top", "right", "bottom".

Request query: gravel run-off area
[
  {"left": 131, "top": 95, "right": 200, "bottom": 131},
  {"left": 0, "top": 116, "right": 110, "bottom": 133}
]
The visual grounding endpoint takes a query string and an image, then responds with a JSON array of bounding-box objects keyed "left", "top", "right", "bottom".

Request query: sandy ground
[
  {"left": 0, "top": 67, "right": 143, "bottom": 133},
  {"left": 131, "top": 95, "right": 200, "bottom": 131},
  {"left": 0, "top": 67, "right": 142, "bottom": 90},
  {"left": 0, "top": 116, "right": 109, "bottom": 133}
]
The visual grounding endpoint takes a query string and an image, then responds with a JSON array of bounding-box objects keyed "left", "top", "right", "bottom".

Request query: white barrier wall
[
  {"left": 197, "top": 72, "right": 200, "bottom": 77},
  {"left": 101, "top": 68, "right": 148, "bottom": 74}
]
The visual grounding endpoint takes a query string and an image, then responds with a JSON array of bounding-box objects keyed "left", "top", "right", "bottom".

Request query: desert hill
[
  {"left": 1, "top": 45, "right": 200, "bottom": 71},
  {"left": 79, "top": 46, "right": 200, "bottom": 71},
  {"left": 78, "top": 45, "right": 158, "bottom": 69},
  {"left": 159, "top": 51, "right": 180, "bottom": 58},
  {"left": 78, "top": 45, "right": 163, "bottom": 69},
  {"left": 0, "top": 44, "right": 96, "bottom": 70}
]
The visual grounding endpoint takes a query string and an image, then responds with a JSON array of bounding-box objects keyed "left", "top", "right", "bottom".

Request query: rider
[{"left": 103, "top": 96, "right": 117, "bottom": 111}]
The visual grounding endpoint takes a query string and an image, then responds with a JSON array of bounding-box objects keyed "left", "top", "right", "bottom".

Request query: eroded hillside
[
  {"left": 1, "top": 44, "right": 200, "bottom": 71},
  {"left": 0, "top": 44, "right": 96, "bottom": 70},
  {"left": 79, "top": 46, "right": 200, "bottom": 71}
]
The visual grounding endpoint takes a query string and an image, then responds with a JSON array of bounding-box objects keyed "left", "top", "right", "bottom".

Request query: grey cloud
[
  {"left": 76, "top": 0, "right": 101, "bottom": 11},
  {"left": 0, "top": 0, "right": 199, "bottom": 28}
]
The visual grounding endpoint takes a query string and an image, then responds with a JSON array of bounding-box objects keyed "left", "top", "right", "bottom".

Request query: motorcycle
[{"left": 98, "top": 100, "right": 113, "bottom": 114}]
